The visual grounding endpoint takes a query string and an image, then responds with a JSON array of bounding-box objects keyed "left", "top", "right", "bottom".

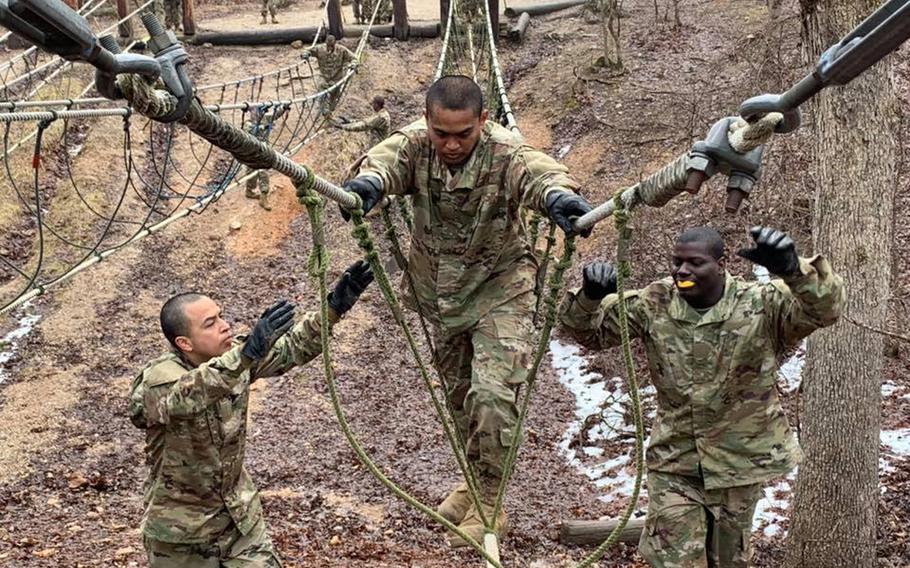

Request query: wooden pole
[
  {"left": 483, "top": 533, "right": 500, "bottom": 568},
  {"left": 487, "top": 0, "right": 499, "bottom": 39},
  {"left": 504, "top": 0, "right": 585, "bottom": 18},
  {"left": 182, "top": 0, "right": 196, "bottom": 36},
  {"left": 116, "top": 0, "right": 132, "bottom": 39},
  {"left": 558, "top": 516, "right": 646, "bottom": 546},
  {"left": 392, "top": 0, "right": 408, "bottom": 40},
  {"left": 440, "top": 0, "right": 450, "bottom": 32},
  {"left": 328, "top": 0, "right": 344, "bottom": 39}
]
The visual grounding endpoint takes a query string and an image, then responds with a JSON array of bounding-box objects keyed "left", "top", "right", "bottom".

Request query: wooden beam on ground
[
  {"left": 559, "top": 516, "right": 646, "bottom": 546},
  {"left": 507, "top": 12, "right": 530, "bottom": 42},
  {"left": 182, "top": 0, "right": 196, "bottom": 36},
  {"left": 116, "top": 0, "right": 132, "bottom": 38},
  {"left": 487, "top": 0, "right": 499, "bottom": 41},
  {"left": 187, "top": 27, "right": 323, "bottom": 46},
  {"left": 504, "top": 0, "right": 585, "bottom": 18},
  {"left": 343, "top": 22, "right": 439, "bottom": 38},
  {"left": 328, "top": 0, "right": 344, "bottom": 38},
  {"left": 392, "top": 0, "right": 408, "bottom": 40}
]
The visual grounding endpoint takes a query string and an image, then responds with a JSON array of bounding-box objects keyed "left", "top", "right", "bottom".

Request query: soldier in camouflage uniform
[
  {"left": 164, "top": 0, "right": 181, "bottom": 31},
  {"left": 242, "top": 104, "right": 289, "bottom": 211},
  {"left": 130, "top": 261, "right": 374, "bottom": 567},
  {"left": 339, "top": 75, "right": 594, "bottom": 546},
  {"left": 260, "top": 0, "right": 278, "bottom": 25},
  {"left": 335, "top": 95, "right": 391, "bottom": 148},
  {"left": 559, "top": 226, "right": 845, "bottom": 567},
  {"left": 359, "top": 0, "right": 392, "bottom": 24},
  {"left": 302, "top": 35, "right": 357, "bottom": 116}
]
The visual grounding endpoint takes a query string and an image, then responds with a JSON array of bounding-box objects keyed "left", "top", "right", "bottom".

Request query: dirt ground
[{"left": 1, "top": 0, "right": 909, "bottom": 566}]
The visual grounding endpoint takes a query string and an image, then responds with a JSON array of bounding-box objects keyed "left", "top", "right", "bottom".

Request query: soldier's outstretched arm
[
  {"left": 559, "top": 261, "right": 650, "bottom": 350},
  {"left": 738, "top": 226, "right": 845, "bottom": 351},
  {"left": 339, "top": 118, "right": 369, "bottom": 132},
  {"left": 252, "top": 260, "right": 375, "bottom": 377},
  {"left": 356, "top": 126, "right": 418, "bottom": 196}
]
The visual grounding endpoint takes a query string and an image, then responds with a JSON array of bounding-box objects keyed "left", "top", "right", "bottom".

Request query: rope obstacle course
[{"left": 1, "top": 0, "right": 910, "bottom": 566}]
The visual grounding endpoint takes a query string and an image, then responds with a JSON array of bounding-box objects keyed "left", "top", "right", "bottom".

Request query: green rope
[
  {"left": 349, "top": 206, "right": 494, "bottom": 530},
  {"left": 575, "top": 192, "right": 645, "bottom": 568},
  {"left": 297, "top": 183, "right": 502, "bottom": 567},
  {"left": 533, "top": 222, "right": 558, "bottom": 326},
  {"left": 492, "top": 235, "right": 576, "bottom": 523},
  {"left": 395, "top": 195, "right": 414, "bottom": 232}
]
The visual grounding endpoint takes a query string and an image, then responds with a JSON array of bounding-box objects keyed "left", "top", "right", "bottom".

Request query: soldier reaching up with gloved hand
[
  {"left": 339, "top": 74, "right": 594, "bottom": 547},
  {"left": 129, "top": 260, "right": 374, "bottom": 567},
  {"left": 559, "top": 226, "right": 845, "bottom": 568}
]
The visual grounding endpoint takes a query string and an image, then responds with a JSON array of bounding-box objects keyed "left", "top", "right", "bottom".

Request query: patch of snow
[
  {"left": 551, "top": 338, "right": 650, "bottom": 503},
  {"left": 881, "top": 381, "right": 903, "bottom": 397},
  {"left": 752, "top": 469, "right": 796, "bottom": 538},
  {"left": 0, "top": 305, "right": 41, "bottom": 385},
  {"left": 881, "top": 428, "right": 910, "bottom": 458}
]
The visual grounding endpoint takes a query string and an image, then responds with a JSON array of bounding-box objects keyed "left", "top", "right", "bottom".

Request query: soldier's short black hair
[
  {"left": 425, "top": 75, "right": 484, "bottom": 118},
  {"left": 372, "top": 95, "right": 385, "bottom": 109},
  {"left": 160, "top": 292, "right": 207, "bottom": 350},
  {"left": 676, "top": 227, "right": 725, "bottom": 260}
]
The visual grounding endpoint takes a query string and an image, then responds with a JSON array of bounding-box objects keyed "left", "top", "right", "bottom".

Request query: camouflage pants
[
  {"left": 245, "top": 169, "right": 270, "bottom": 195},
  {"left": 144, "top": 517, "right": 281, "bottom": 567},
  {"left": 434, "top": 291, "right": 534, "bottom": 498},
  {"left": 260, "top": 0, "right": 276, "bottom": 18},
  {"left": 164, "top": 0, "right": 181, "bottom": 30},
  {"left": 639, "top": 471, "right": 762, "bottom": 568},
  {"left": 316, "top": 76, "right": 344, "bottom": 115}
]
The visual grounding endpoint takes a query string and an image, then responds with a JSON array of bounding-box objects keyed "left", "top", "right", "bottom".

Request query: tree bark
[
  {"left": 784, "top": 1, "right": 900, "bottom": 567},
  {"left": 182, "top": 0, "right": 196, "bottom": 36},
  {"left": 328, "top": 0, "right": 344, "bottom": 38},
  {"left": 392, "top": 0, "right": 408, "bottom": 40}
]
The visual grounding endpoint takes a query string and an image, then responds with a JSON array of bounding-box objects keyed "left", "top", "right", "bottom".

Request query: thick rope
[
  {"left": 575, "top": 193, "right": 645, "bottom": 568},
  {"left": 296, "top": 184, "right": 501, "bottom": 568}
]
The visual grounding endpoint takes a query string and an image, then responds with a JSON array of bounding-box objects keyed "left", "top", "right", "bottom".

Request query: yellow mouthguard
[{"left": 677, "top": 280, "right": 695, "bottom": 289}]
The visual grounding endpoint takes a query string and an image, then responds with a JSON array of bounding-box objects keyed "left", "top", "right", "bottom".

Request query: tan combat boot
[
  {"left": 271, "top": 16, "right": 279, "bottom": 23},
  {"left": 245, "top": 184, "right": 259, "bottom": 199},
  {"left": 260, "top": 14, "right": 267, "bottom": 24},
  {"left": 259, "top": 190, "right": 272, "bottom": 211},
  {"left": 447, "top": 502, "right": 508, "bottom": 549},
  {"left": 437, "top": 482, "right": 472, "bottom": 525}
]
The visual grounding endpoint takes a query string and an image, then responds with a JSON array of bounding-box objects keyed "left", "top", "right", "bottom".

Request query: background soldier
[
  {"left": 130, "top": 261, "right": 374, "bottom": 567},
  {"left": 335, "top": 95, "right": 391, "bottom": 148},
  {"left": 243, "top": 104, "right": 289, "bottom": 211},
  {"left": 164, "top": 0, "right": 181, "bottom": 31},
  {"left": 339, "top": 75, "right": 594, "bottom": 546},
  {"left": 360, "top": 0, "right": 392, "bottom": 23},
  {"left": 302, "top": 35, "right": 357, "bottom": 116},
  {"left": 260, "top": 0, "right": 278, "bottom": 25},
  {"left": 559, "top": 226, "right": 845, "bottom": 568}
]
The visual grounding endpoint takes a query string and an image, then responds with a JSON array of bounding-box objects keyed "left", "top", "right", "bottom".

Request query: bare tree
[
  {"left": 589, "top": 0, "right": 623, "bottom": 72},
  {"left": 785, "top": 0, "right": 900, "bottom": 566}
]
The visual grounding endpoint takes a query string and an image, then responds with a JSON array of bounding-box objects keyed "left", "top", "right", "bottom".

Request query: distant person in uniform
[
  {"left": 335, "top": 95, "right": 391, "bottom": 148},
  {"left": 302, "top": 35, "right": 357, "bottom": 116}
]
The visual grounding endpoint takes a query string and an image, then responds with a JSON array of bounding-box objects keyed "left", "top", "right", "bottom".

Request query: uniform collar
[{"left": 668, "top": 272, "right": 738, "bottom": 325}]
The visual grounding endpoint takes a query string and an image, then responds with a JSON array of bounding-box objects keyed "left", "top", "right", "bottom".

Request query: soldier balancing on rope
[
  {"left": 339, "top": 75, "right": 595, "bottom": 546},
  {"left": 559, "top": 226, "right": 845, "bottom": 568},
  {"left": 334, "top": 95, "right": 391, "bottom": 148},
  {"left": 129, "top": 261, "right": 374, "bottom": 567},
  {"left": 302, "top": 35, "right": 357, "bottom": 116}
]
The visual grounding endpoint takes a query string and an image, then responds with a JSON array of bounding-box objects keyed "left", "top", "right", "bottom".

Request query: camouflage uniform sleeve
[
  {"left": 559, "top": 287, "right": 649, "bottom": 350},
  {"left": 357, "top": 130, "right": 416, "bottom": 196},
  {"left": 763, "top": 254, "right": 846, "bottom": 351},
  {"left": 506, "top": 146, "right": 581, "bottom": 213},
  {"left": 249, "top": 309, "right": 339, "bottom": 379},
  {"left": 135, "top": 347, "right": 251, "bottom": 426},
  {"left": 339, "top": 115, "right": 376, "bottom": 133}
]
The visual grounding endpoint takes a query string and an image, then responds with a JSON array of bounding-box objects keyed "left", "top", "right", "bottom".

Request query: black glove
[
  {"left": 339, "top": 176, "right": 383, "bottom": 222},
  {"left": 582, "top": 261, "right": 618, "bottom": 301},
  {"left": 737, "top": 226, "right": 800, "bottom": 276},
  {"left": 545, "top": 191, "right": 594, "bottom": 238},
  {"left": 328, "top": 260, "right": 375, "bottom": 316},
  {"left": 241, "top": 300, "right": 296, "bottom": 361}
]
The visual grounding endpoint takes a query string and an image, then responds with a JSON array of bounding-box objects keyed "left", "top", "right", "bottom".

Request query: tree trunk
[{"left": 784, "top": 1, "right": 900, "bottom": 567}]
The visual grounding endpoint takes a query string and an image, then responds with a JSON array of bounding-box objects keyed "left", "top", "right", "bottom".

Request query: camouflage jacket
[
  {"left": 340, "top": 109, "right": 390, "bottom": 145},
  {"left": 244, "top": 106, "right": 288, "bottom": 143},
  {"left": 304, "top": 44, "right": 356, "bottom": 83},
  {"left": 559, "top": 256, "right": 845, "bottom": 489},
  {"left": 356, "top": 118, "right": 579, "bottom": 332},
  {"left": 128, "top": 311, "right": 335, "bottom": 543}
]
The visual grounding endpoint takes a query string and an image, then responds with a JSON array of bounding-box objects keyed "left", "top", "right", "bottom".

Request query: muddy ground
[{"left": 0, "top": 0, "right": 908, "bottom": 566}]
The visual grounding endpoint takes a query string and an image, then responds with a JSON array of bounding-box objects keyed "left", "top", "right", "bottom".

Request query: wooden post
[
  {"left": 182, "top": 0, "right": 196, "bottom": 36},
  {"left": 116, "top": 0, "right": 132, "bottom": 39},
  {"left": 328, "top": 0, "right": 344, "bottom": 39},
  {"left": 487, "top": 0, "right": 499, "bottom": 40},
  {"left": 507, "top": 11, "right": 530, "bottom": 42},
  {"left": 392, "top": 0, "right": 408, "bottom": 40},
  {"left": 440, "top": 0, "right": 450, "bottom": 31},
  {"left": 483, "top": 533, "right": 500, "bottom": 568},
  {"left": 558, "top": 516, "right": 646, "bottom": 546}
]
